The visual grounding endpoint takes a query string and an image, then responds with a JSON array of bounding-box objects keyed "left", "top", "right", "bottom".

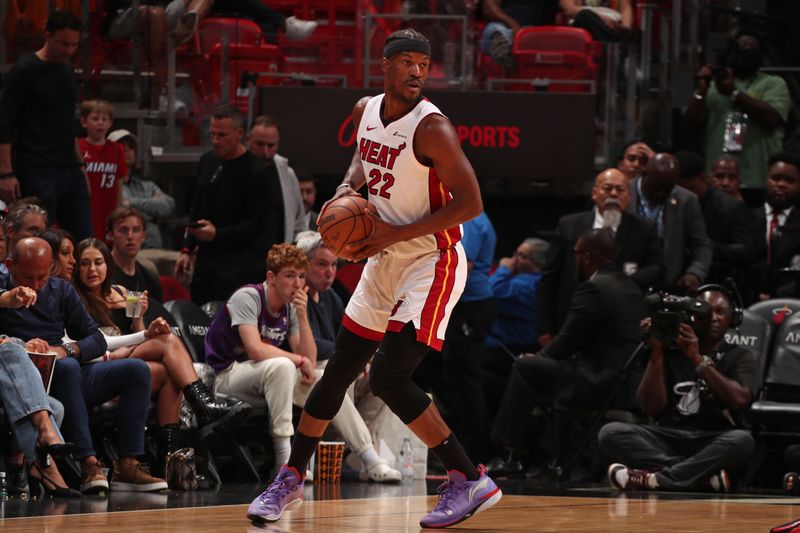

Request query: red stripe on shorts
[
  {"left": 418, "top": 247, "right": 459, "bottom": 351},
  {"left": 342, "top": 314, "right": 385, "bottom": 342}
]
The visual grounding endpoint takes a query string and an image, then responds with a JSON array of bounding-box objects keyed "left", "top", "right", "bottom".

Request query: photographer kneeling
[{"left": 599, "top": 286, "right": 756, "bottom": 492}]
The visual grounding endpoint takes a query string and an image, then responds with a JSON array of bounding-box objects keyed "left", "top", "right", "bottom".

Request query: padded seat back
[
  {"left": 724, "top": 310, "right": 772, "bottom": 396},
  {"left": 164, "top": 300, "right": 211, "bottom": 363},
  {"left": 747, "top": 298, "right": 800, "bottom": 330},
  {"left": 763, "top": 312, "right": 800, "bottom": 397}
]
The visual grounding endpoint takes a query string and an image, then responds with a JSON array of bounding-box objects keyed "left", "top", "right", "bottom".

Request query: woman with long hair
[{"left": 71, "top": 238, "right": 244, "bottom": 456}]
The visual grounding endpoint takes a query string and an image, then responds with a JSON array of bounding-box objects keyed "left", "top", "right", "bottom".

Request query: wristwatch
[
  {"left": 63, "top": 342, "right": 76, "bottom": 359},
  {"left": 695, "top": 355, "right": 714, "bottom": 376}
]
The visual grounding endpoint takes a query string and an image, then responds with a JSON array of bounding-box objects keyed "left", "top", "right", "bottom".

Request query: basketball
[{"left": 318, "top": 195, "right": 374, "bottom": 255}]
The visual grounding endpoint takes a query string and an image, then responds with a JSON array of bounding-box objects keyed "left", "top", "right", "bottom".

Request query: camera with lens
[{"left": 644, "top": 292, "right": 712, "bottom": 343}]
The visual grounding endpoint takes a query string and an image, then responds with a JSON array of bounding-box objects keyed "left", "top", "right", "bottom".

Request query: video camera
[{"left": 644, "top": 292, "right": 712, "bottom": 342}]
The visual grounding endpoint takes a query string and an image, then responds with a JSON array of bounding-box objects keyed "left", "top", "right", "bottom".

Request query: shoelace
[
  {"left": 627, "top": 469, "right": 648, "bottom": 488},
  {"left": 432, "top": 480, "right": 467, "bottom": 512},
  {"left": 260, "top": 474, "right": 294, "bottom": 503}
]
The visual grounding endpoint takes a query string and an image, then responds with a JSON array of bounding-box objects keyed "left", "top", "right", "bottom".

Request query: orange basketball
[{"left": 318, "top": 195, "right": 374, "bottom": 256}]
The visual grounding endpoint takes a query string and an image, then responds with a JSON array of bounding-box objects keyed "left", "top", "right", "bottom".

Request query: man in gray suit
[{"left": 627, "top": 153, "right": 712, "bottom": 292}]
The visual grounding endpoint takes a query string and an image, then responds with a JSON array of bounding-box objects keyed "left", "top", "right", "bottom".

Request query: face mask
[{"left": 731, "top": 48, "right": 761, "bottom": 78}]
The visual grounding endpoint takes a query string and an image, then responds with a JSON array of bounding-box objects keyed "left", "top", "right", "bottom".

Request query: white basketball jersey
[{"left": 357, "top": 94, "right": 462, "bottom": 257}]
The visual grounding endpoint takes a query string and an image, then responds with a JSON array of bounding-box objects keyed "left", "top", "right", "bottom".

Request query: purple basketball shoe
[
  {"left": 247, "top": 466, "right": 304, "bottom": 523},
  {"left": 420, "top": 465, "right": 502, "bottom": 528}
]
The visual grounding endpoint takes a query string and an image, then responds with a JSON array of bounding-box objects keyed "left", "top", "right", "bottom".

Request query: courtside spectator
[
  {"left": 297, "top": 171, "right": 319, "bottom": 232},
  {"left": 617, "top": 140, "right": 655, "bottom": 181},
  {"left": 0, "top": 10, "right": 92, "bottom": 240},
  {"left": 537, "top": 168, "right": 664, "bottom": 344},
  {"left": 78, "top": 100, "right": 126, "bottom": 240},
  {"left": 4, "top": 203, "right": 47, "bottom": 247},
  {"left": 0, "top": 237, "right": 166, "bottom": 493},
  {"left": 72, "top": 238, "right": 245, "bottom": 458},
  {"left": 205, "top": 243, "right": 317, "bottom": 473},
  {"left": 711, "top": 154, "right": 744, "bottom": 201},
  {"left": 247, "top": 116, "right": 306, "bottom": 244},
  {"left": 627, "top": 153, "right": 712, "bottom": 292},
  {"left": 175, "top": 104, "right": 284, "bottom": 305},
  {"left": 37, "top": 228, "right": 76, "bottom": 281},
  {"left": 676, "top": 151, "right": 755, "bottom": 289},
  {"left": 489, "top": 229, "right": 645, "bottom": 477},
  {"left": 754, "top": 152, "right": 800, "bottom": 299},
  {"left": 109, "top": 129, "right": 176, "bottom": 250}
]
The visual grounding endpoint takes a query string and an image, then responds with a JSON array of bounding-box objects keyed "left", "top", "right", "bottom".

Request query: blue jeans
[
  {"left": 480, "top": 22, "right": 513, "bottom": 60},
  {"left": 17, "top": 165, "right": 92, "bottom": 241},
  {"left": 0, "top": 343, "right": 64, "bottom": 466},
  {"left": 49, "top": 357, "right": 151, "bottom": 460}
]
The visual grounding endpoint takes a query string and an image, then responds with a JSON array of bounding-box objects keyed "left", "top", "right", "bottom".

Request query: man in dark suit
[
  {"left": 754, "top": 151, "right": 800, "bottom": 299},
  {"left": 537, "top": 168, "right": 664, "bottom": 345},
  {"left": 675, "top": 151, "right": 755, "bottom": 289},
  {"left": 488, "top": 228, "right": 646, "bottom": 476},
  {"left": 627, "top": 152, "right": 713, "bottom": 291}
]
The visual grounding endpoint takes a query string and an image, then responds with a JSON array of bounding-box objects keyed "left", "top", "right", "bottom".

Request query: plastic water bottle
[
  {"left": 400, "top": 437, "right": 414, "bottom": 481},
  {"left": 0, "top": 471, "right": 7, "bottom": 501}
]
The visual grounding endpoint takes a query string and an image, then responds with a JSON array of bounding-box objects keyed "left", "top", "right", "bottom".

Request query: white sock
[
  {"left": 273, "top": 437, "right": 291, "bottom": 468},
  {"left": 358, "top": 447, "right": 382, "bottom": 469}
]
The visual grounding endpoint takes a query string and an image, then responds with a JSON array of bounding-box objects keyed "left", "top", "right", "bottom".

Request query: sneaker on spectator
[
  {"left": 707, "top": 469, "right": 731, "bottom": 493},
  {"left": 359, "top": 460, "right": 402, "bottom": 483},
  {"left": 247, "top": 465, "right": 305, "bottom": 523},
  {"left": 419, "top": 465, "right": 502, "bottom": 529},
  {"left": 489, "top": 31, "right": 514, "bottom": 69},
  {"left": 284, "top": 16, "right": 317, "bottom": 41},
  {"left": 81, "top": 460, "right": 109, "bottom": 494},
  {"left": 110, "top": 460, "right": 167, "bottom": 492},
  {"left": 607, "top": 463, "right": 658, "bottom": 491}
]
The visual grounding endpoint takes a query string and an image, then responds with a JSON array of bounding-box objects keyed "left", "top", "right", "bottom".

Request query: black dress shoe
[{"left": 486, "top": 456, "right": 526, "bottom": 477}]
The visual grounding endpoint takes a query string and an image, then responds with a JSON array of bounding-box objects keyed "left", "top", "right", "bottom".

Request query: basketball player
[{"left": 247, "top": 28, "right": 502, "bottom": 528}]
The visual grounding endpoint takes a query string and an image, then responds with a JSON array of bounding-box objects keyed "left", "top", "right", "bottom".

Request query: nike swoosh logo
[
  {"left": 468, "top": 476, "right": 491, "bottom": 501},
  {"left": 366, "top": 125, "right": 378, "bottom": 131}
]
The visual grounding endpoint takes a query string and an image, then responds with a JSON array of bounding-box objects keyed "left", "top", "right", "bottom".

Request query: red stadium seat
[
  {"left": 160, "top": 275, "right": 191, "bottom": 302},
  {"left": 502, "top": 26, "right": 598, "bottom": 93},
  {"left": 193, "top": 17, "right": 263, "bottom": 54},
  {"left": 335, "top": 262, "right": 365, "bottom": 295}
]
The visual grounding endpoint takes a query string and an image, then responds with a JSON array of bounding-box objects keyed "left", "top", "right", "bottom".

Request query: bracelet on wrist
[
  {"left": 336, "top": 183, "right": 353, "bottom": 192},
  {"left": 0, "top": 172, "right": 16, "bottom": 179},
  {"left": 731, "top": 89, "right": 741, "bottom": 102},
  {"left": 296, "top": 355, "right": 306, "bottom": 368},
  {"left": 692, "top": 91, "right": 704, "bottom": 101},
  {"left": 695, "top": 355, "right": 714, "bottom": 376}
]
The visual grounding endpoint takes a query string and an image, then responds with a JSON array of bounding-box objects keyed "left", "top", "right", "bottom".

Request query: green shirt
[{"left": 703, "top": 72, "right": 790, "bottom": 188}]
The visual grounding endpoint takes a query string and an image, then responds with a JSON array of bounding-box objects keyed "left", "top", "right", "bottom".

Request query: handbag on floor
[{"left": 165, "top": 447, "right": 199, "bottom": 490}]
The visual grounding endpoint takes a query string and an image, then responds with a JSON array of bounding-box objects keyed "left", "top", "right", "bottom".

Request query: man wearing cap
[{"left": 109, "top": 129, "right": 176, "bottom": 250}]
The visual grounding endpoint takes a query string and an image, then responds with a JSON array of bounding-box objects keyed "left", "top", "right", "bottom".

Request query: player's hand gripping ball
[{"left": 318, "top": 196, "right": 374, "bottom": 257}]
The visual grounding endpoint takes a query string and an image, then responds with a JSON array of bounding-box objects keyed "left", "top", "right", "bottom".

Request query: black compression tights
[{"left": 303, "top": 322, "right": 433, "bottom": 423}]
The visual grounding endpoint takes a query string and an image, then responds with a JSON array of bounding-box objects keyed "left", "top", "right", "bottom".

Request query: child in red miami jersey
[{"left": 78, "top": 100, "right": 127, "bottom": 240}]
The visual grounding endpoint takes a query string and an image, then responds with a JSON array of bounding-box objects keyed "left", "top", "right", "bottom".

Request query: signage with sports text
[{"left": 258, "top": 87, "right": 595, "bottom": 183}]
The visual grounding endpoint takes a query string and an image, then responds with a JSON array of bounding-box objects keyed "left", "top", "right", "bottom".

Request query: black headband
[{"left": 383, "top": 38, "right": 431, "bottom": 59}]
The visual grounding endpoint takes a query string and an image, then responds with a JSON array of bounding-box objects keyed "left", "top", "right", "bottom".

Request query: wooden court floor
[{"left": 3, "top": 493, "right": 800, "bottom": 532}]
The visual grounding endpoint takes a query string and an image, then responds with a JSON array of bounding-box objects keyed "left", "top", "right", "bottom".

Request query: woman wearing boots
[{"left": 71, "top": 238, "right": 246, "bottom": 454}]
